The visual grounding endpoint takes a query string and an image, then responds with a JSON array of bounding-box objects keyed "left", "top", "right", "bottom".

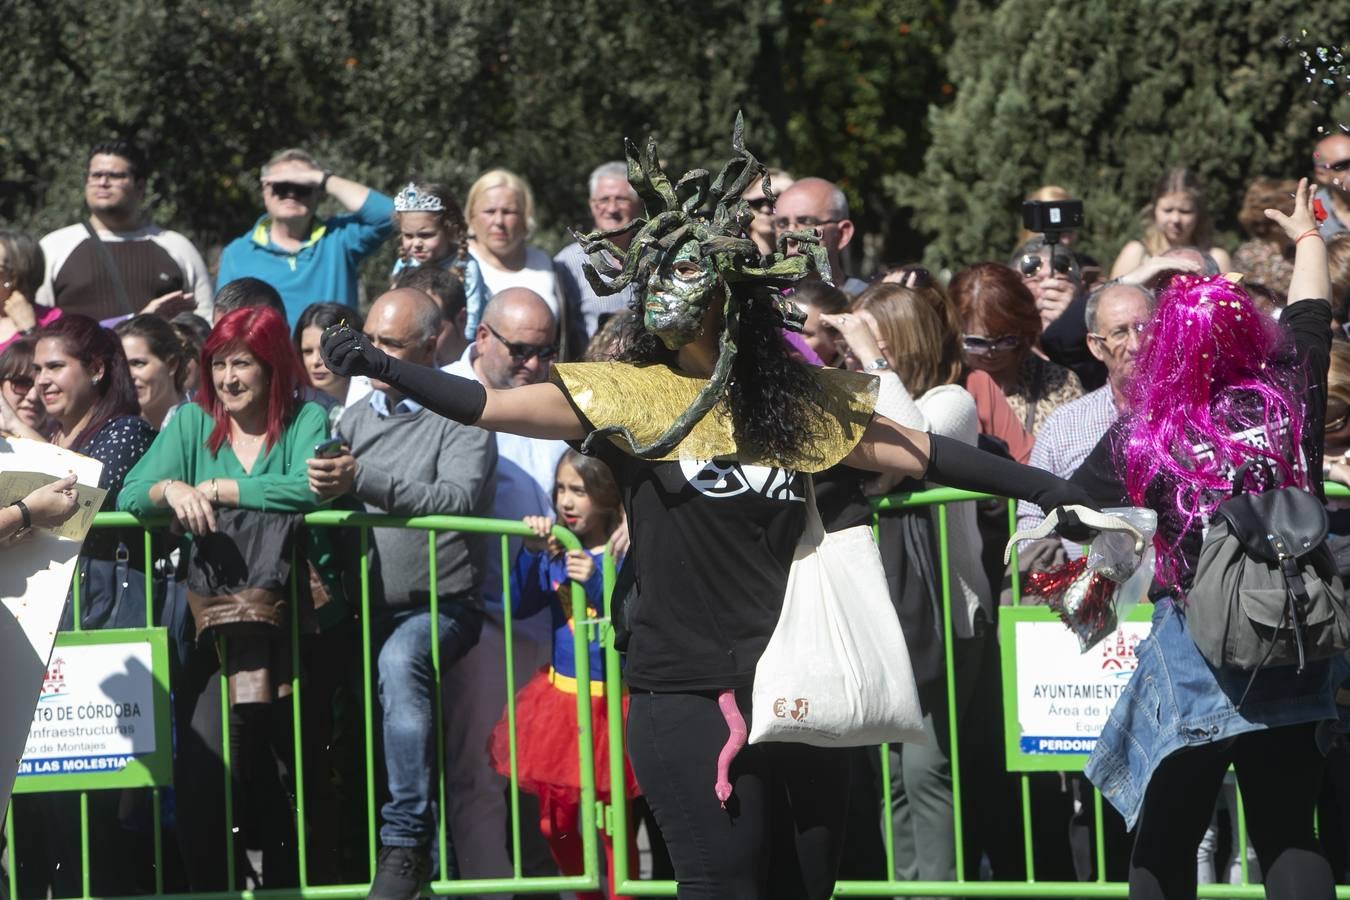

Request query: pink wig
[{"left": 1122, "top": 275, "right": 1307, "bottom": 586}]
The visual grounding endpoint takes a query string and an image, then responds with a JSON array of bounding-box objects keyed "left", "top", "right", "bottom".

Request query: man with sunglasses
[
  {"left": 1313, "top": 133, "right": 1350, "bottom": 241},
  {"left": 37, "top": 140, "right": 214, "bottom": 322},
  {"left": 216, "top": 148, "right": 393, "bottom": 324},
  {"left": 440, "top": 287, "right": 571, "bottom": 883}
]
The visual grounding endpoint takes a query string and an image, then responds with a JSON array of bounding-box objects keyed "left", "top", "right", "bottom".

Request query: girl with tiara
[
  {"left": 390, "top": 181, "right": 489, "bottom": 339},
  {"left": 489, "top": 449, "right": 639, "bottom": 900}
]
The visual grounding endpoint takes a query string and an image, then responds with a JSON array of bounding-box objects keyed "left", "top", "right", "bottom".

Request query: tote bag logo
[{"left": 772, "top": 697, "right": 810, "bottom": 722}]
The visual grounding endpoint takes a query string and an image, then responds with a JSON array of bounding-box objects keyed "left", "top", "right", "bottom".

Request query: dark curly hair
[{"left": 613, "top": 283, "right": 825, "bottom": 466}]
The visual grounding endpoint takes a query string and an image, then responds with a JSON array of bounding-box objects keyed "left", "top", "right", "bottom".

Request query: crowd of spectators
[{"left": 1, "top": 129, "right": 1349, "bottom": 899}]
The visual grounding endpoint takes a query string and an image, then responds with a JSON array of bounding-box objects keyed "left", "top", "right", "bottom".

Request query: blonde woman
[
  {"left": 465, "top": 169, "right": 570, "bottom": 352},
  {"left": 1110, "top": 168, "right": 1231, "bottom": 278}
]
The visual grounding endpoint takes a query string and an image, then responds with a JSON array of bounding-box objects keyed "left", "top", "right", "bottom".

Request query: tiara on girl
[{"left": 394, "top": 183, "right": 445, "bottom": 213}]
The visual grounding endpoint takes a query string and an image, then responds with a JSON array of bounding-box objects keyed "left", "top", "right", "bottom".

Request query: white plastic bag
[{"left": 749, "top": 478, "right": 926, "bottom": 747}]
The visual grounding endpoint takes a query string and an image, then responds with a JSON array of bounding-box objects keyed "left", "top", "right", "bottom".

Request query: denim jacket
[{"left": 1085, "top": 597, "right": 1336, "bottom": 829}]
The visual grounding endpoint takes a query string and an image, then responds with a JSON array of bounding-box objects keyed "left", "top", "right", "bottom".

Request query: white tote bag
[{"left": 749, "top": 476, "right": 927, "bottom": 747}]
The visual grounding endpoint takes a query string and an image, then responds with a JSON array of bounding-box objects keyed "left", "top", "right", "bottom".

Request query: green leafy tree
[
  {"left": 775, "top": 0, "right": 952, "bottom": 268},
  {"left": 894, "top": 0, "right": 1350, "bottom": 271},
  {"left": 1, "top": 0, "right": 949, "bottom": 298}
]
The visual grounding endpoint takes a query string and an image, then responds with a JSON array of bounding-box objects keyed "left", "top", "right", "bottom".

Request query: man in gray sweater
[{"left": 308, "top": 287, "right": 497, "bottom": 900}]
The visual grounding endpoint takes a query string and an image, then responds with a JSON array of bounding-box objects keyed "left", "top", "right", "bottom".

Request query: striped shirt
[{"left": 1017, "top": 385, "right": 1121, "bottom": 549}]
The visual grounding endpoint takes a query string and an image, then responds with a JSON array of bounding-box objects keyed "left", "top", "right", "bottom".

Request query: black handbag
[{"left": 62, "top": 542, "right": 150, "bottom": 632}]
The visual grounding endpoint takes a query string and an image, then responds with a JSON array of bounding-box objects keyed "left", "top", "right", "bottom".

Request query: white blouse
[{"left": 874, "top": 374, "right": 991, "bottom": 638}]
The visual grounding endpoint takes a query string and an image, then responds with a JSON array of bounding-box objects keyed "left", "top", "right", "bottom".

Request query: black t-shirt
[
  {"left": 590, "top": 438, "right": 808, "bottom": 692},
  {"left": 1070, "top": 300, "right": 1332, "bottom": 590}
]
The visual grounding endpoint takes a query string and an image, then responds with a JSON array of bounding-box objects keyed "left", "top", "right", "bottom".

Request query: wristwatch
[
  {"left": 9, "top": 499, "right": 31, "bottom": 533},
  {"left": 320, "top": 170, "right": 334, "bottom": 192},
  {"left": 864, "top": 358, "right": 891, "bottom": 373}
]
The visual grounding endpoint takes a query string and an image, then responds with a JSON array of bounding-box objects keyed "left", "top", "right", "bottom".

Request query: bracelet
[
  {"left": 1296, "top": 228, "right": 1323, "bottom": 245},
  {"left": 10, "top": 499, "right": 31, "bottom": 531},
  {"left": 320, "top": 170, "right": 334, "bottom": 192},
  {"left": 161, "top": 479, "right": 176, "bottom": 506},
  {"left": 211, "top": 478, "right": 219, "bottom": 504}
]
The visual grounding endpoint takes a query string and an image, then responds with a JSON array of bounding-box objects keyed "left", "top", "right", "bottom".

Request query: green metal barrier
[
  {"left": 10, "top": 485, "right": 1350, "bottom": 898},
  {"left": 4, "top": 511, "right": 603, "bottom": 898},
  {"left": 605, "top": 482, "right": 1350, "bottom": 898}
]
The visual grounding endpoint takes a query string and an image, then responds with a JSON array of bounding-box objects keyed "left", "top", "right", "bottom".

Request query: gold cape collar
[{"left": 550, "top": 361, "right": 878, "bottom": 473}]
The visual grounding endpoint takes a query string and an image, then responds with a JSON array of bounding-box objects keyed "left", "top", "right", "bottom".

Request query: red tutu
[{"left": 489, "top": 667, "right": 640, "bottom": 801}]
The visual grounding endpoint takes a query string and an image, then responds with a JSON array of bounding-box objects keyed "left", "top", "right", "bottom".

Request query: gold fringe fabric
[{"left": 551, "top": 362, "right": 878, "bottom": 472}]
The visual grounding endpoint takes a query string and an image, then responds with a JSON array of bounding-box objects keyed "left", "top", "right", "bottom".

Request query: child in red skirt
[{"left": 489, "top": 449, "right": 639, "bottom": 899}]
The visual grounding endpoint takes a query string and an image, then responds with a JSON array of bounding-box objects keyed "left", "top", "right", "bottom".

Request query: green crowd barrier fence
[
  {"left": 4, "top": 511, "right": 601, "bottom": 899},
  {"left": 6, "top": 485, "right": 1350, "bottom": 898}
]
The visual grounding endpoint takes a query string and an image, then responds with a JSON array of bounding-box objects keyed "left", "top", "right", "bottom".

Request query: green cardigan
[{"left": 119, "top": 401, "right": 329, "bottom": 514}]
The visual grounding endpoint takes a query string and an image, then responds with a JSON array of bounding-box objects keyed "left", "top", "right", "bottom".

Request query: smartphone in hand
[{"left": 313, "top": 437, "right": 345, "bottom": 459}]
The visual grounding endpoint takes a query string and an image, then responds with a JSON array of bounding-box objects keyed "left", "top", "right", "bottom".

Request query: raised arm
[
  {"left": 1267, "top": 178, "right": 1330, "bottom": 306},
  {"left": 320, "top": 324, "right": 586, "bottom": 440}
]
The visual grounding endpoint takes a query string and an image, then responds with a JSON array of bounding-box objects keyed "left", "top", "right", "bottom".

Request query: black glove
[
  {"left": 321, "top": 324, "right": 391, "bottom": 379},
  {"left": 1050, "top": 508, "right": 1099, "bottom": 545},
  {"left": 320, "top": 324, "right": 487, "bottom": 425},
  {"left": 925, "top": 433, "right": 1101, "bottom": 541}
]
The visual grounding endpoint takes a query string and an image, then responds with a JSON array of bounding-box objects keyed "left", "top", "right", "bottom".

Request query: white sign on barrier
[
  {"left": 18, "top": 641, "right": 157, "bottom": 777},
  {"left": 1005, "top": 613, "right": 1153, "bottom": 769}
]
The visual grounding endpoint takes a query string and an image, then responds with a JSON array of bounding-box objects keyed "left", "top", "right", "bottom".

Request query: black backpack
[{"left": 1185, "top": 461, "right": 1350, "bottom": 675}]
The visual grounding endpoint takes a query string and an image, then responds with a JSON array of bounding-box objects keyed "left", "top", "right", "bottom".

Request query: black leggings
[
  {"left": 626, "top": 689, "right": 851, "bottom": 900},
  {"left": 1129, "top": 722, "right": 1334, "bottom": 900}
]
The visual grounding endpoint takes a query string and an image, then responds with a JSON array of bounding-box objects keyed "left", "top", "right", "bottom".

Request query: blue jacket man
[{"left": 216, "top": 148, "right": 393, "bottom": 323}]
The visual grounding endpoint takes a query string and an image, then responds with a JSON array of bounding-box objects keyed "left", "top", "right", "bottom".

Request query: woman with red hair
[
  {"left": 120, "top": 304, "right": 325, "bottom": 526},
  {"left": 119, "top": 305, "right": 332, "bottom": 889},
  {"left": 951, "top": 263, "right": 1083, "bottom": 456}
]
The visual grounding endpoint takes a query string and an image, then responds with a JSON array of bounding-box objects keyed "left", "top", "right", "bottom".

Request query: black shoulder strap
[{"left": 80, "top": 221, "right": 134, "bottom": 316}]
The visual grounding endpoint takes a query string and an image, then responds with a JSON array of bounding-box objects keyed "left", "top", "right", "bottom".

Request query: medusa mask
[
  {"left": 574, "top": 113, "right": 833, "bottom": 458},
  {"left": 644, "top": 238, "right": 722, "bottom": 349}
]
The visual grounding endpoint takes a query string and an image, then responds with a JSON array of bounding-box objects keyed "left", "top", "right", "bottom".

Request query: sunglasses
[
  {"left": 962, "top": 334, "right": 1023, "bottom": 355},
  {"left": 747, "top": 197, "right": 774, "bottom": 213},
  {"left": 1318, "top": 158, "right": 1350, "bottom": 173},
  {"left": 3, "top": 374, "right": 34, "bottom": 392},
  {"left": 1017, "top": 253, "right": 1074, "bottom": 278},
  {"left": 485, "top": 324, "right": 557, "bottom": 363},
  {"left": 269, "top": 182, "right": 317, "bottom": 200}
]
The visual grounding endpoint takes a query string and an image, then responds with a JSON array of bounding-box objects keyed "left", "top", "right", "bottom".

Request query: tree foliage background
[
  {"left": 1, "top": 0, "right": 1346, "bottom": 291},
  {"left": 0, "top": 0, "right": 948, "bottom": 295},
  {"left": 895, "top": 0, "right": 1350, "bottom": 269}
]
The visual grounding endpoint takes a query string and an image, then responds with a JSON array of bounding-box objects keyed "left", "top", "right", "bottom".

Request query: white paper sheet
[{"left": 0, "top": 437, "right": 104, "bottom": 815}]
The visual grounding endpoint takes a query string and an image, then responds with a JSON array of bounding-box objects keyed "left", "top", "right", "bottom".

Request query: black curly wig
[{"left": 611, "top": 284, "right": 827, "bottom": 467}]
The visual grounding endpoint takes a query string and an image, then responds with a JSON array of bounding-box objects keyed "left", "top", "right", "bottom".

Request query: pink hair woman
[{"left": 1072, "top": 180, "right": 1338, "bottom": 899}]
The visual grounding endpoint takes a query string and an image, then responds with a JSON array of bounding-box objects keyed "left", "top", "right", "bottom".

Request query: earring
[
  {"left": 2, "top": 282, "right": 11, "bottom": 290},
  {"left": 92, "top": 375, "right": 101, "bottom": 385}
]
